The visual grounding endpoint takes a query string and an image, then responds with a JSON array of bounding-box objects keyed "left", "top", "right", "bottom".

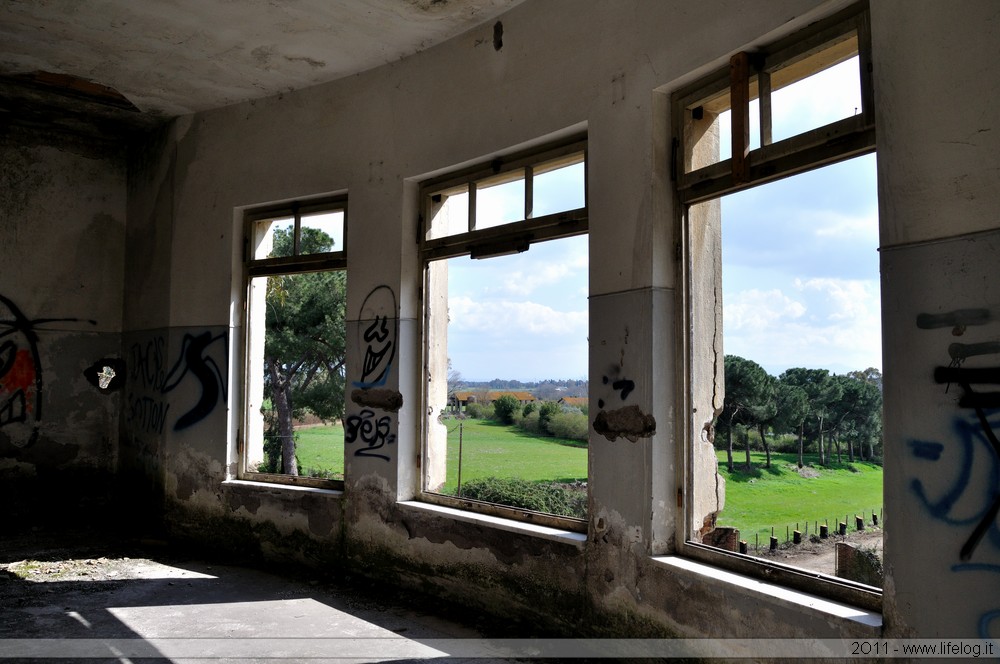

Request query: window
[
  {"left": 419, "top": 137, "right": 589, "bottom": 530},
  {"left": 674, "top": 3, "right": 881, "bottom": 608},
  {"left": 241, "top": 197, "right": 348, "bottom": 489}
]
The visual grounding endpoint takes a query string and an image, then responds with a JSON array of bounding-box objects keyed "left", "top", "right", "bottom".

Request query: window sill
[
  {"left": 222, "top": 479, "right": 344, "bottom": 497},
  {"left": 398, "top": 500, "right": 588, "bottom": 549},
  {"left": 651, "top": 556, "right": 882, "bottom": 632}
]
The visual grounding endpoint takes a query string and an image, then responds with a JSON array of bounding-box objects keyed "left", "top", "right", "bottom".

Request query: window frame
[
  {"left": 239, "top": 195, "right": 349, "bottom": 491},
  {"left": 417, "top": 136, "right": 589, "bottom": 531},
  {"left": 673, "top": 2, "right": 875, "bottom": 205},
  {"left": 672, "top": 3, "right": 882, "bottom": 610}
]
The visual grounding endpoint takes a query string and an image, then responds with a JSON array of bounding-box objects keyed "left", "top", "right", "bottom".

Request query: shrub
[
  {"left": 465, "top": 402, "right": 487, "bottom": 419},
  {"left": 538, "top": 401, "right": 560, "bottom": 433},
  {"left": 493, "top": 394, "right": 522, "bottom": 424},
  {"left": 518, "top": 411, "right": 542, "bottom": 434},
  {"left": 458, "top": 476, "right": 586, "bottom": 518},
  {"left": 547, "top": 411, "right": 589, "bottom": 441},
  {"left": 522, "top": 402, "right": 536, "bottom": 417}
]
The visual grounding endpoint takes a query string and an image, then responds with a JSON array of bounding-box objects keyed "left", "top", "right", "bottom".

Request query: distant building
[
  {"left": 451, "top": 390, "right": 537, "bottom": 412},
  {"left": 558, "top": 397, "right": 587, "bottom": 409}
]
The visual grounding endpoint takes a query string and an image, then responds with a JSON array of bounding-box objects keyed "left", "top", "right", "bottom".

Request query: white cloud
[
  {"left": 810, "top": 210, "right": 879, "bottom": 242},
  {"left": 494, "top": 254, "right": 588, "bottom": 297},
  {"left": 796, "top": 277, "right": 878, "bottom": 322},
  {"left": 725, "top": 289, "right": 807, "bottom": 333},
  {"left": 449, "top": 296, "right": 587, "bottom": 337},
  {"left": 725, "top": 278, "right": 882, "bottom": 374}
]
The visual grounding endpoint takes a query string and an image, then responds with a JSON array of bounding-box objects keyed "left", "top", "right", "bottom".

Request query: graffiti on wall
[
  {"left": 126, "top": 331, "right": 228, "bottom": 435},
  {"left": 913, "top": 308, "right": 1000, "bottom": 636},
  {"left": 163, "top": 331, "right": 228, "bottom": 430},
  {"left": 593, "top": 364, "right": 653, "bottom": 443},
  {"left": 346, "top": 286, "right": 401, "bottom": 461},
  {"left": 0, "top": 294, "right": 95, "bottom": 447},
  {"left": 127, "top": 335, "right": 170, "bottom": 434},
  {"left": 344, "top": 408, "right": 396, "bottom": 461},
  {"left": 353, "top": 285, "right": 397, "bottom": 389}
]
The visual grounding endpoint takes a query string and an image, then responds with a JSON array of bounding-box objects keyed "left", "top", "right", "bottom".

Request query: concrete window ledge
[
  {"left": 398, "top": 500, "right": 588, "bottom": 549},
  {"left": 651, "top": 556, "right": 883, "bottom": 632},
  {"left": 221, "top": 479, "right": 344, "bottom": 498}
]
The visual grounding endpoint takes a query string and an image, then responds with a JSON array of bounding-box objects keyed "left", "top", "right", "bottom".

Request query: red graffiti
[
  {"left": 0, "top": 347, "right": 37, "bottom": 421},
  {"left": 2, "top": 349, "right": 36, "bottom": 392}
]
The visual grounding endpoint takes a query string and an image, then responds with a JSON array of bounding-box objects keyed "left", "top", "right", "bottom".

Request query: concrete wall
[
  {"left": 872, "top": 1, "right": 1000, "bottom": 639},
  {"left": 0, "top": 126, "right": 125, "bottom": 525},
  {"left": 27, "top": 0, "right": 994, "bottom": 641}
]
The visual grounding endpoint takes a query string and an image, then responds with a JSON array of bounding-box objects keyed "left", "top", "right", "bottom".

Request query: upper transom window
[{"left": 674, "top": 2, "right": 874, "bottom": 204}]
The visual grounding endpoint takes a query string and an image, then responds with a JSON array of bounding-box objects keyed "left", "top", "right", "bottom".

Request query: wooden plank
[
  {"left": 759, "top": 70, "right": 773, "bottom": 147},
  {"left": 730, "top": 51, "right": 751, "bottom": 184}
]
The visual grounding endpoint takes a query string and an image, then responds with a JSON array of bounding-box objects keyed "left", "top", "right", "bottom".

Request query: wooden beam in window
[
  {"left": 730, "top": 52, "right": 751, "bottom": 184},
  {"left": 292, "top": 203, "right": 302, "bottom": 256},
  {"left": 857, "top": 7, "right": 875, "bottom": 128},
  {"left": 759, "top": 69, "right": 773, "bottom": 147},
  {"left": 468, "top": 181, "right": 478, "bottom": 232},
  {"left": 525, "top": 164, "right": 534, "bottom": 220}
]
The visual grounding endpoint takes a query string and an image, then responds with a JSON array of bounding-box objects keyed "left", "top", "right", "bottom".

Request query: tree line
[{"left": 717, "top": 356, "right": 882, "bottom": 472}]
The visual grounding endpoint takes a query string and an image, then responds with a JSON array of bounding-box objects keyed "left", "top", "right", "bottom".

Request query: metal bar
[{"left": 457, "top": 422, "right": 464, "bottom": 498}]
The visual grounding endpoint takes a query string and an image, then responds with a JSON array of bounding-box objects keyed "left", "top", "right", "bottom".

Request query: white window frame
[
  {"left": 417, "top": 136, "right": 589, "bottom": 530},
  {"left": 239, "top": 195, "right": 348, "bottom": 490},
  {"left": 673, "top": 2, "right": 881, "bottom": 610}
]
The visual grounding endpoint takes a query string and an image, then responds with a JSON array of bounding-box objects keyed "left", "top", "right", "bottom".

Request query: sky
[{"left": 446, "top": 57, "right": 880, "bottom": 382}]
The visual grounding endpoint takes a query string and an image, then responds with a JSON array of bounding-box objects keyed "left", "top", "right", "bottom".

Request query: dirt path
[{"left": 749, "top": 528, "right": 884, "bottom": 577}]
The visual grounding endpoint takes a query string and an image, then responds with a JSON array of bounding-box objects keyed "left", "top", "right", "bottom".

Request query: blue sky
[{"left": 446, "top": 57, "right": 879, "bottom": 382}]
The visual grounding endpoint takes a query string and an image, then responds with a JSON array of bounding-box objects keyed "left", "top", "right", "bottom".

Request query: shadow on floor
[{"left": 0, "top": 528, "right": 532, "bottom": 663}]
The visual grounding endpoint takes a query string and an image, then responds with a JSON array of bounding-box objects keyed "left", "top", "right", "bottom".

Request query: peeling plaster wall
[
  {"left": 115, "top": 0, "right": 1000, "bottom": 641},
  {"left": 0, "top": 126, "right": 125, "bottom": 526}
]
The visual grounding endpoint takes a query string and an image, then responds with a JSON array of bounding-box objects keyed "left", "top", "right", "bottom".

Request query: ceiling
[{"left": 0, "top": 0, "right": 521, "bottom": 134}]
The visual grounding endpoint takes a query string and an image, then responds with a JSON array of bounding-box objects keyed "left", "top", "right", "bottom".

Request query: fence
[{"left": 706, "top": 507, "right": 885, "bottom": 555}]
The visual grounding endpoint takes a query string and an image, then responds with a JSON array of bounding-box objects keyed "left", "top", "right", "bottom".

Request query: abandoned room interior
[{"left": 2, "top": 0, "right": 1000, "bottom": 656}]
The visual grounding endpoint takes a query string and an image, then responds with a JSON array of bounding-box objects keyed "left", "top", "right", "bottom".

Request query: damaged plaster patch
[
  {"left": 284, "top": 55, "right": 326, "bottom": 69},
  {"left": 351, "top": 388, "right": 403, "bottom": 412},
  {"left": 593, "top": 405, "right": 656, "bottom": 442},
  {"left": 83, "top": 358, "right": 125, "bottom": 392}
]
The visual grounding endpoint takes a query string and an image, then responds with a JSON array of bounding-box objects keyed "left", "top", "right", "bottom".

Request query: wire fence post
[{"left": 456, "top": 422, "right": 464, "bottom": 497}]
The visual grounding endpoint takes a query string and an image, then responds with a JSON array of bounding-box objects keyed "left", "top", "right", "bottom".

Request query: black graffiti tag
[
  {"left": 353, "top": 286, "right": 397, "bottom": 389},
  {"left": 344, "top": 408, "right": 395, "bottom": 461},
  {"left": 162, "top": 332, "right": 228, "bottom": 431}
]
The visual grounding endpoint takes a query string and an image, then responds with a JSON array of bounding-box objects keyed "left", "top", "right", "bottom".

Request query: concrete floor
[{"left": 0, "top": 529, "right": 528, "bottom": 663}]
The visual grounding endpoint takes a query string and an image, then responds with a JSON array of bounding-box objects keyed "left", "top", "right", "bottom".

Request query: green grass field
[
  {"left": 715, "top": 450, "right": 883, "bottom": 540},
  {"left": 288, "top": 420, "right": 882, "bottom": 538},
  {"left": 295, "top": 423, "right": 345, "bottom": 479},
  {"left": 440, "top": 418, "right": 587, "bottom": 493}
]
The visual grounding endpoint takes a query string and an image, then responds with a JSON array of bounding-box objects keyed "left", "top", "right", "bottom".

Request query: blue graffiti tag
[{"left": 913, "top": 309, "right": 1000, "bottom": 638}]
